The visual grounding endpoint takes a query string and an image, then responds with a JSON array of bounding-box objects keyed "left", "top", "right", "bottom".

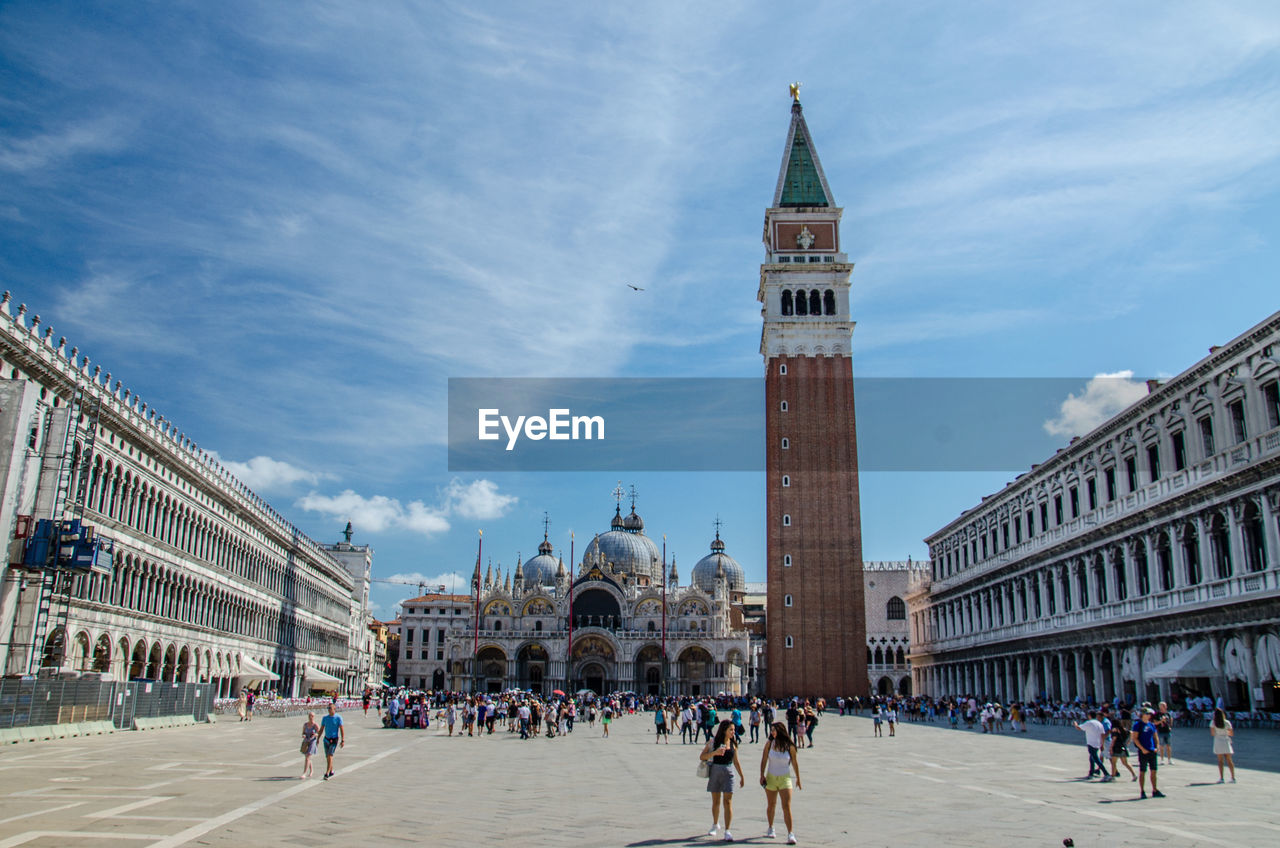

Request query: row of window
[
  {"left": 775, "top": 255, "right": 836, "bottom": 264},
  {"left": 780, "top": 289, "right": 836, "bottom": 316},
  {"left": 934, "top": 380, "right": 1280, "bottom": 580},
  {"left": 60, "top": 554, "right": 345, "bottom": 656},
  {"left": 80, "top": 455, "right": 349, "bottom": 621},
  {"left": 923, "top": 503, "right": 1270, "bottom": 640}
]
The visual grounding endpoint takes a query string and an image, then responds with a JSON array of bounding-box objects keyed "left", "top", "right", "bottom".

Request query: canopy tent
[
  {"left": 235, "top": 655, "right": 280, "bottom": 683},
  {"left": 1145, "top": 643, "right": 1221, "bottom": 679},
  {"left": 302, "top": 666, "right": 342, "bottom": 692}
]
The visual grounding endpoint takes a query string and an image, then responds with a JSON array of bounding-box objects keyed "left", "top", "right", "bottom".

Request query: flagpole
[
  {"left": 661, "top": 535, "right": 667, "bottom": 697},
  {"left": 473, "top": 530, "right": 482, "bottom": 692},
  {"left": 567, "top": 532, "right": 575, "bottom": 693}
]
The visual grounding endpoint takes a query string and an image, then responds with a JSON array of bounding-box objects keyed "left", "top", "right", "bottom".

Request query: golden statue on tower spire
[{"left": 789, "top": 81, "right": 801, "bottom": 102}]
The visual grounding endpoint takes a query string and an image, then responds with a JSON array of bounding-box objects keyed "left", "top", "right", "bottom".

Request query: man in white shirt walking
[{"left": 1073, "top": 711, "right": 1112, "bottom": 781}]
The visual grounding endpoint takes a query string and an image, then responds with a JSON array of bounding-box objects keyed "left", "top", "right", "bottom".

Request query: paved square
[{"left": 0, "top": 711, "right": 1276, "bottom": 847}]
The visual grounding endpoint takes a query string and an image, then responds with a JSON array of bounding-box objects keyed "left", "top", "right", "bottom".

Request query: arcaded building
[
  {"left": 0, "top": 292, "right": 367, "bottom": 695},
  {"left": 908, "top": 312, "right": 1280, "bottom": 709}
]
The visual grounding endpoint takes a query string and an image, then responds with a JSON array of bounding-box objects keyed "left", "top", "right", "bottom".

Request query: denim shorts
[{"left": 706, "top": 764, "right": 735, "bottom": 793}]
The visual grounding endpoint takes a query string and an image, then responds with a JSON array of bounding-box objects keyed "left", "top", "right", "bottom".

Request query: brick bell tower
[{"left": 761, "top": 89, "right": 868, "bottom": 699}]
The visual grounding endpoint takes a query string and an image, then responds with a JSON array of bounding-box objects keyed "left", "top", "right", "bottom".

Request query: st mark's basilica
[{"left": 441, "top": 491, "right": 752, "bottom": 696}]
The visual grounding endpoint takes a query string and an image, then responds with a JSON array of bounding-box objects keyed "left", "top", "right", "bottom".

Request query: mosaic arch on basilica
[{"left": 442, "top": 494, "right": 751, "bottom": 697}]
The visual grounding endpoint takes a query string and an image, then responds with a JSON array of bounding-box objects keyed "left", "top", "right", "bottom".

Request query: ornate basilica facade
[{"left": 443, "top": 500, "right": 751, "bottom": 697}]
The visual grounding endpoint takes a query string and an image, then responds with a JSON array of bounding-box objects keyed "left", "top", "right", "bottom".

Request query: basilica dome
[
  {"left": 522, "top": 538, "right": 560, "bottom": 587},
  {"left": 583, "top": 506, "right": 662, "bottom": 583},
  {"left": 691, "top": 532, "right": 745, "bottom": 594}
]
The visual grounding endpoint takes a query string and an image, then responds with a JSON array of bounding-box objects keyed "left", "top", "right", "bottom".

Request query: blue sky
[{"left": 2, "top": 1, "right": 1278, "bottom": 618}]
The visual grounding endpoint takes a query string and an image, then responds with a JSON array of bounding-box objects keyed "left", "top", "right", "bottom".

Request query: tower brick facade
[{"left": 760, "top": 98, "right": 868, "bottom": 698}]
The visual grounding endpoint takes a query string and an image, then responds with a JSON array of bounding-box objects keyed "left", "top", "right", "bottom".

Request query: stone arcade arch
[
  {"left": 476, "top": 646, "right": 508, "bottom": 694},
  {"left": 572, "top": 635, "right": 617, "bottom": 694},
  {"left": 677, "top": 645, "right": 714, "bottom": 697},
  {"left": 130, "top": 640, "right": 148, "bottom": 680},
  {"left": 634, "top": 644, "right": 665, "bottom": 696},
  {"left": 92, "top": 633, "right": 111, "bottom": 674},
  {"left": 516, "top": 642, "right": 549, "bottom": 694}
]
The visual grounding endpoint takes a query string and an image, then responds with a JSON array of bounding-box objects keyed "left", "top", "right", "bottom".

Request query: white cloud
[
  {"left": 297, "top": 490, "right": 412, "bottom": 533},
  {"left": 443, "top": 478, "right": 518, "bottom": 521},
  {"left": 296, "top": 478, "right": 515, "bottom": 538},
  {"left": 209, "top": 452, "right": 332, "bottom": 493},
  {"left": 1043, "top": 371, "right": 1148, "bottom": 439}
]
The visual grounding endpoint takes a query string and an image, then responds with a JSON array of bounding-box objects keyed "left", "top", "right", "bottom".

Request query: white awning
[
  {"left": 1145, "top": 643, "right": 1221, "bottom": 679},
  {"left": 236, "top": 655, "right": 280, "bottom": 682},
  {"left": 302, "top": 666, "right": 342, "bottom": 692}
]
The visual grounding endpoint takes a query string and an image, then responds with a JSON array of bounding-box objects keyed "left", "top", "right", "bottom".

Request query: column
[
  {"left": 1110, "top": 647, "right": 1124, "bottom": 703},
  {"left": 1067, "top": 559, "right": 1082, "bottom": 610},
  {"left": 1195, "top": 512, "right": 1214, "bottom": 580},
  {"left": 1074, "top": 650, "right": 1087, "bottom": 702},
  {"left": 1132, "top": 643, "right": 1145, "bottom": 705},
  {"left": 1229, "top": 501, "right": 1248, "bottom": 578},
  {"left": 1261, "top": 491, "right": 1280, "bottom": 572},
  {"left": 1168, "top": 523, "right": 1188, "bottom": 589},
  {"left": 1091, "top": 648, "right": 1106, "bottom": 702},
  {"left": 1120, "top": 540, "right": 1139, "bottom": 600},
  {"left": 1057, "top": 652, "right": 1070, "bottom": 702}
]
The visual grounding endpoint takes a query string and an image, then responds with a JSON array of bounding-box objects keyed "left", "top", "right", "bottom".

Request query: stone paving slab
[{"left": 0, "top": 711, "right": 1275, "bottom": 847}]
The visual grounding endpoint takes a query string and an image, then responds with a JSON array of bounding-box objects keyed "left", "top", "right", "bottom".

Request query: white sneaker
[
  {"left": 723, "top": 832, "right": 733, "bottom": 843},
  {"left": 708, "top": 825, "right": 719, "bottom": 837},
  {"left": 787, "top": 833, "right": 797, "bottom": 844},
  {"left": 766, "top": 827, "right": 777, "bottom": 838}
]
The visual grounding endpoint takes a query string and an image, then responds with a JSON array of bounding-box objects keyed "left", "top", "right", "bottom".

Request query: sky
[{"left": 2, "top": 1, "right": 1278, "bottom": 619}]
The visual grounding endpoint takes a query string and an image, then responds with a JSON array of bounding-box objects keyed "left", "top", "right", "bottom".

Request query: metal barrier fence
[{"left": 0, "top": 678, "right": 213, "bottom": 729}]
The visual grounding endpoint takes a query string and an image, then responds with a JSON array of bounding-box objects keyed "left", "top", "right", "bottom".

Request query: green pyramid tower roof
[{"left": 773, "top": 101, "right": 833, "bottom": 209}]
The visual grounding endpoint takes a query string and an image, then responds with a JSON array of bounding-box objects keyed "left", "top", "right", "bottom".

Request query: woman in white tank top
[{"left": 759, "top": 722, "right": 802, "bottom": 843}]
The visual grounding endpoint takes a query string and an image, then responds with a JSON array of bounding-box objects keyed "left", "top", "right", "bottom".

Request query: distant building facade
[
  {"left": 863, "top": 561, "right": 929, "bottom": 697},
  {"left": 0, "top": 292, "right": 370, "bottom": 695},
  {"left": 396, "top": 593, "right": 471, "bottom": 691},
  {"left": 908, "top": 312, "right": 1280, "bottom": 710}
]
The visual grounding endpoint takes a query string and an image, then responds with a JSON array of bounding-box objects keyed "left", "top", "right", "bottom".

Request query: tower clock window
[
  {"left": 780, "top": 401, "right": 788, "bottom": 412},
  {"left": 784, "top": 594, "right": 793, "bottom": 607},
  {"left": 781, "top": 437, "right": 790, "bottom": 449},
  {"left": 782, "top": 475, "right": 790, "bottom": 487},
  {"left": 785, "top": 635, "right": 793, "bottom": 649},
  {"left": 783, "top": 555, "right": 792, "bottom": 567},
  {"left": 778, "top": 364, "right": 787, "bottom": 376},
  {"left": 782, "top": 514, "right": 791, "bottom": 526}
]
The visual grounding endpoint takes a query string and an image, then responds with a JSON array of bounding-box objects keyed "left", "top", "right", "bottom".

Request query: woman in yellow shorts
[{"left": 759, "top": 722, "right": 802, "bottom": 843}]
